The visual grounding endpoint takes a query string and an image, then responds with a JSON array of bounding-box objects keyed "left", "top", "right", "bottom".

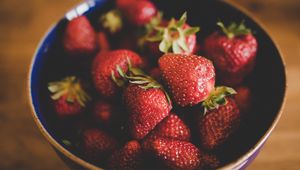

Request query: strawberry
[
  {"left": 158, "top": 53, "right": 215, "bottom": 107},
  {"left": 121, "top": 0, "right": 157, "bottom": 26},
  {"left": 63, "top": 16, "right": 97, "bottom": 55},
  {"left": 116, "top": 65, "right": 172, "bottom": 140},
  {"left": 108, "top": 140, "right": 143, "bottom": 170},
  {"left": 93, "top": 100, "right": 114, "bottom": 126},
  {"left": 142, "top": 114, "right": 191, "bottom": 151},
  {"left": 145, "top": 12, "right": 199, "bottom": 56},
  {"left": 92, "top": 49, "right": 144, "bottom": 98},
  {"left": 204, "top": 21, "right": 258, "bottom": 86},
  {"left": 81, "top": 128, "right": 118, "bottom": 163},
  {"left": 199, "top": 87, "right": 240, "bottom": 150},
  {"left": 200, "top": 152, "right": 220, "bottom": 169},
  {"left": 96, "top": 32, "right": 110, "bottom": 51},
  {"left": 124, "top": 84, "right": 171, "bottom": 140},
  {"left": 234, "top": 86, "right": 252, "bottom": 112},
  {"left": 116, "top": 0, "right": 138, "bottom": 10},
  {"left": 148, "top": 138, "right": 201, "bottom": 170},
  {"left": 48, "top": 76, "right": 90, "bottom": 117}
]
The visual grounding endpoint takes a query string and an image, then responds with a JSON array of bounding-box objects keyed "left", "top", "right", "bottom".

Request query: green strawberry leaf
[
  {"left": 202, "top": 86, "right": 237, "bottom": 114},
  {"left": 176, "top": 12, "right": 187, "bottom": 28},
  {"left": 159, "top": 39, "right": 172, "bottom": 53},
  {"left": 217, "top": 21, "right": 251, "bottom": 39},
  {"left": 184, "top": 27, "right": 200, "bottom": 36}
]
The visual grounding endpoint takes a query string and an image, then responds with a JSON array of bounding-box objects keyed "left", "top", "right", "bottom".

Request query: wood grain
[{"left": 0, "top": 0, "right": 299, "bottom": 169}]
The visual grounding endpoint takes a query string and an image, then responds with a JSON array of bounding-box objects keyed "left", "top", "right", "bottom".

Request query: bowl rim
[{"left": 27, "top": 1, "right": 287, "bottom": 170}]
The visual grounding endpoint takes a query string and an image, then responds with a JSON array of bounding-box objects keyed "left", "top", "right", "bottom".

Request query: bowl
[{"left": 28, "top": 0, "right": 286, "bottom": 169}]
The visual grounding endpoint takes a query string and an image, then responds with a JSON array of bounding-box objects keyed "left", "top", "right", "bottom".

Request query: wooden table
[{"left": 0, "top": 0, "right": 299, "bottom": 169}]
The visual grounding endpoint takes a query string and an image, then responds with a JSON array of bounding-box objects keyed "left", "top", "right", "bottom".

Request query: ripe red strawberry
[
  {"left": 92, "top": 49, "right": 144, "bottom": 98},
  {"left": 204, "top": 21, "right": 258, "bottom": 86},
  {"left": 159, "top": 53, "right": 215, "bottom": 106},
  {"left": 148, "top": 138, "right": 201, "bottom": 170},
  {"left": 234, "top": 86, "right": 252, "bottom": 112},
  {"left": 199, "top": 87, "right": 240, "bottom": 150},
  {"left": 145, "top": 12, "right": 199, "bottom": 56},
  {"left": 116, "top": 0, "right": 138, "bottom": 10},
  {"left": 81, "top": 128, "right": 118, "bottom": 163},
  {"left": 96, "top": 32, "right": 110, "bottom": 52},
  {"left": 122, "top": 0, "right": 157, "bottom": 26},
  {"left": 93, "top": 100, "right": 114, "bottom": 126},
  {"left": 108, "top": 140, "right": 143, "bottom": 170},
  {"left": 124, "top": 84, "right": 172, "bottom": 140},
  {"left": 142, "top": 114, "right": 191, "bottom": 150},
  {"left": 201, "top": 152, "right": 220, "bottom": 169},
  {"left": 63, "top": 16, "right": 97, "bottom": 55},
  {"left": 48, "top": 76, "right": 90, "bottom": 117}
]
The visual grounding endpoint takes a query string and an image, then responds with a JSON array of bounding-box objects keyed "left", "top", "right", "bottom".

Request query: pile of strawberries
[{"left": 47, "top": 0, "right": 257, "bottom": 169}]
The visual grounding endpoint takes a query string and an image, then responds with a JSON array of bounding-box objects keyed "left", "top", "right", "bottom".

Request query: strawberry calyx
[
  {"left": 111, "top": 59, "right": 171, "bottom": 104},
  {"left": 145, "top": 12, "right": 200, "bottom": 54},
  {"left": 48, "top": 76, "right": 91, "bottom": 107},
  {"left": 217, "top": 21, "right": 251, "bottom": 39},
  {"left": 100, "top": 9, "right": 123, "bottom": 33},
  {"left": 202, "top": 86, "right": 236, "bottom": 114}
]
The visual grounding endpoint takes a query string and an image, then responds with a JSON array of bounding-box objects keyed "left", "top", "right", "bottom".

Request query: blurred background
[{"left": 0, "top": 0, "right": 299, "bottom": 169}]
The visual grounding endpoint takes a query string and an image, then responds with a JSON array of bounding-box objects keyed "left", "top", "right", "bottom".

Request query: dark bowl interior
[{"left": 30, "top": 0, "right": 286, "bottom": 169}]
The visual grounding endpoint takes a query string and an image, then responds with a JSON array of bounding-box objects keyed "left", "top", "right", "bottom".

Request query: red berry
[
  {"left": 92, "top": 49, "right": 144, "bottom": 98},
  {"left": 48, "top": 76, "right": 90, "bottom": 117},
  {"left": 81, "top": 128, "right": 118, "bottom": 163},
  {"left": 201, "top": 152, "right": 220, "bottom": 169},
  {"left": 123, "top": 0, "right": 157, "bottom": 26},
  {"left": 199, "top": 97, "right": 240, "bottom": 150},
  {"left": 108, "top": 140, "right": 143, "bottom": 170},
  {"left": 234, "top": 86, "right": 252, "bottom": 112},
  {"left": 124, "top": 84, "right": 172, "bottom": 140},
  {"left": 116, "top": 0, "right": 139, "bottom": 10},
  {"left": 204, "top": 22, "right": 257, "bottom": 86},
  {"left": 63, "top": 16, "right": 97, "bottom": 55},
  {"left": 145, "top": 13, "right": 199, "bottom": 57},
  {"left": 142, "top": 114, "right": 191, "bottom": 151},
  {"left": 148, "top": 138, "right": 201, "bottom": 170},
  {"left": 159, "top": 53, "right": 215, "bottom": 106},
  {"left": 96, "top": 32, "right": 110, "bottom": 52},
  {"left": 93, "top": 100, "right": 114, "bottom": 126}
]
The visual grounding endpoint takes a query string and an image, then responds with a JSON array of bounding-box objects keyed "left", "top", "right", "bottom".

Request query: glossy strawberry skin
[
  {"left": 142, "top": 114, "right": 191, "bottom": 151},
  {"left": 123, "top": 0, "right": 157, "bottom": 26},
  {"left": 108, "top": 140, "right": 143, "bottom": 170},
  {"left": 63, "top": 16, "right": 97, "bottom": 55},
  {"left": 81, "top": 128, "right": 118, "bottom": 163},
  {"left": 92, "top": 49, "right": 144, "bottom": 98},
  {"left": 159, "top": 54, "right": 215, "bottom": 107},
  {"left": 54, "top": 95, "right": 83, "bottom": 117},
  {"left": 198, "top": 98, "right": 240, "bottom": 150},
  {"left": 149, "top": 138, "right": 201, "bottom": 170},
  {"left": 124, "top": 84, "right": 172, "bottom": 140},
  {"left": 204, "top": 32, "right": 257, "bottom": 86}
]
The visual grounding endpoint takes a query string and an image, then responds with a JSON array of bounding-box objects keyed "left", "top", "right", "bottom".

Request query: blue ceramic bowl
[{"left": 28, "top": 0, "right": 286, "bottom": 169}]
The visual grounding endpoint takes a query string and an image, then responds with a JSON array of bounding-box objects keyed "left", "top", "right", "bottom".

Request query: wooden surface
[{"left": 0, "top": 0, "right": 299, "bottom": 169}]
